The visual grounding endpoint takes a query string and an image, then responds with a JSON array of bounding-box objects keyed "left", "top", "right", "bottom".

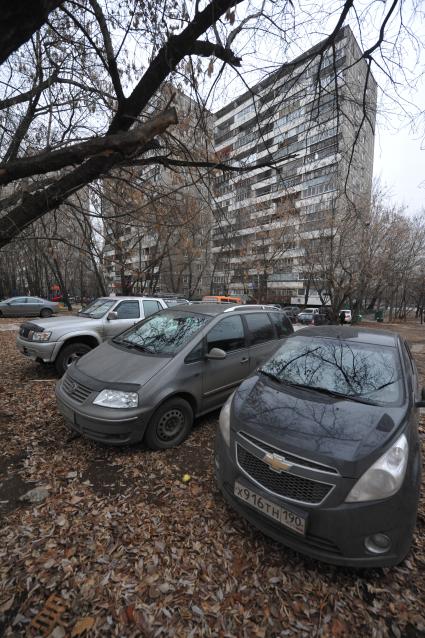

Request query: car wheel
[
  {"left": 55, "top": 342, "right": 92, "bottom": 376},
  {"left": 145, "top": 398, "right": 193, "bottom": 450},
  {"left": 40, "top": 308, "right": 53, "bottom": 318}
]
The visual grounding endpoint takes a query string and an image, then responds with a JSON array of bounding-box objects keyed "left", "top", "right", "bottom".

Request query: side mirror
[
  {"left": 206, "top": 347, "right": 226, "bottom": 360},
  {"left": 107, "top": 311, "right": 118, "bottom": 321}
]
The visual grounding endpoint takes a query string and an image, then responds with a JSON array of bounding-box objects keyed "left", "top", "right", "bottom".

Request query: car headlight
[
  {"left": 93, "top": 389, "right": 138, "bottom": 409},
  {"left": 32, "top": 331, "right": 52, "bottom": 342},
  {"left": 345, "top": 433, "right": 408, "bottom": 502},
  {"left": 219, "top": 392, "right": 235, "bottom": 447}
]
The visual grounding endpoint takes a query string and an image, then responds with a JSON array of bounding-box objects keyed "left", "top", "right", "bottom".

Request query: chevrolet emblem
[{"left": 263, "top": 452, "right": 292, "bottom": 473}]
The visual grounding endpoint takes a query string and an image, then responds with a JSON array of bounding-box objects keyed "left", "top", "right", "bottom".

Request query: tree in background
[{"left": 0, "top": 0, "right": 423, "bottom": 246}]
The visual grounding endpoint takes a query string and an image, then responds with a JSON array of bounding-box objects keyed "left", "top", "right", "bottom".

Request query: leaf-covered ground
[{"left": 0, "top": 318, "right": 424, "bottom": 637}]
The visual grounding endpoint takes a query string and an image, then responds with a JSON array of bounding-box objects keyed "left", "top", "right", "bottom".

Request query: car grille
[
  {"left": 237, "top": 445, "right": 333, "bottom": 505},
  {"left": 62, "top": 376, "right": 92, "bottom": 404},
  {"left": 240, "top": 432, "right": 338, "bottom": 474}
]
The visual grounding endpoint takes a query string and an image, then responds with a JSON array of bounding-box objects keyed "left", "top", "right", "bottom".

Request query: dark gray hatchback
[
  {"left": 55, "top": 304, "right": 293, "bottom": 448},
  {"left": 215, "top": 326, "right": 424, "bottom": 567}
]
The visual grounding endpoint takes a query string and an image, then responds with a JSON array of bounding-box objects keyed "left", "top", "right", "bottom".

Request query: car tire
[
  {"left": 55, "top": 342, "right": 92, "bottom": 376},
  {"left": 145, "top": 398, "right": 193, "bottom": 450},
  {"left": 40, "top": 308, "right": 53, "bottom": 318}
]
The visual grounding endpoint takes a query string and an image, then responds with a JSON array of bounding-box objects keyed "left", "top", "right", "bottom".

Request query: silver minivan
[{"left": 55, "top": 304, "right": 293, "bottom": 448}]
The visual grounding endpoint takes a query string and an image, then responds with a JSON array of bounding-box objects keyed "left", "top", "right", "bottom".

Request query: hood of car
[
  {"left": 231, "top": 375, "right": 407, "bottom": 478},
  {"left": 72, "top": 340, "right": 170, "bottom": 388},
  {"left": 23, "top": 316, "right": 99, "bottom": 332}
]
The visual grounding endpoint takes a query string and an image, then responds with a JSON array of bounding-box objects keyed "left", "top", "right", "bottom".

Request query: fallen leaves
[
  {"left": 71, "top": 616, "right": 95, "bottom": 636},
  {"left": 0, "top": 595, "right": 14, "bottom": 613},
  {"left": 0, "top": 321, "right": 425, "bottom": 637}
]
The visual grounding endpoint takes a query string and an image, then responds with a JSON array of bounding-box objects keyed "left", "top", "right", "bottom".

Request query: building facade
[
  {"left": 212, "top": 26, "right": 377, "bottom": 305},
  {"left": 102, "top": 87, "right": 214, "bottom": 298}
]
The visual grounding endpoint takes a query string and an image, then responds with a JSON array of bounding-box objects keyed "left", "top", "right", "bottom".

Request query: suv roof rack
[{"left": 223, "top": 304, "right": 281, "bottom": 312}]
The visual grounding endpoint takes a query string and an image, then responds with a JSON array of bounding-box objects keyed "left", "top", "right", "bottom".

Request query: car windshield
[
  {"left": 260, "top": 337, "right": 403, "bottom": 405},
  {"left": 114, "top": 310, "right": 210, "bottom": 355},
  {"left": 78, "top": 298, "right": 116, "bottom": 318}
]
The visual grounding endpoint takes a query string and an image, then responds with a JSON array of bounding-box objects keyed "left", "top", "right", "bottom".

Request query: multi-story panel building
[
  {"left": 102, "top": 87, "right": 214, "bottom": 298},
  {"left": 212, "top": 26, "right": 377, "bottom": 304}
]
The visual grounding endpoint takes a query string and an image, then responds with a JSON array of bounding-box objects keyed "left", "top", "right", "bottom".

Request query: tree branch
[
  {"left": 0, "top": 109, "right": 178, "bottom": 245},
  {"left": 188, "top": 40, "right": 242, "bottom": 66},
  {"left": 88, "top": 0, "right": 125, "bottom": 102},
  {"left": 0, "top": 108, "right": 178, "bottom": 186},
  {"left": 0, "top": 69, "right": 59, "bottom": 110},
  {"left": 126, "top": 153, "right": 298, "bottom": 173},
  {"left": 0, "top": 0, "right": 63, "bottom": 65},
  {"left": 0, "top": 0, "right": 245, "bottom": 247}
]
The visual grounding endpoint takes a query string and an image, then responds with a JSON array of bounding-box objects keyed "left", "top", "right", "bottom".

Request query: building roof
[{"left": 214, "top": 25, "right": 370, "bottom": 119}]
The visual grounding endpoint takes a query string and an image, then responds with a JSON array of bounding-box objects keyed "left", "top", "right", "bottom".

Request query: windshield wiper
[
  {"left": 118, "top": 339, "right": 152, "bottom": 353},
  {"left": 282, "top": 382, "right": 379, "bottom": 405},
  {"left": 258, "top": 368, "right": 282, "bottom": 384}
]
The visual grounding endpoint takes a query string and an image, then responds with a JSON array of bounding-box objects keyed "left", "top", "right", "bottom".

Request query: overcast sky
[{"left": 375, "top": 117, "right": 425, "bottom": 215}]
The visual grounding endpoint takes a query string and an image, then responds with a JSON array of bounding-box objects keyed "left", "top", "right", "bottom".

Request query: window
[
  {"left": 79, "top": 298, "right": 116, "bottom": 318},
  {"left": 269, "top": 312, "right": 292, "bottom": 338},
  {"left": 27, "top": 297, "right": 43, "bottom": 304},
  {"left": 207, "top": 316, "right": 245, "bottom": 352},
  {"left": 143, "top": 299, "right": 162, "bottom": 317},
  {"left": 185, "top": 340, "right": 204, "bottom": 363},
  {"left": 245, "top": 313, "right": 275, "bottom": 345},
  {"left": 10, "top": 297, "right": 28, "bottom": 304},
  {"left": 115, "top": 300, "right": 140, "bottom": 319},
  {"left": 115, "top": 310, "right": 210, "bottom": 355}
]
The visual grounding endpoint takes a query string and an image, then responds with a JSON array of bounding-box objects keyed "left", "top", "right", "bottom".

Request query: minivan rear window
[
  {"left": 269, "top": 312, "right": 292, "bottom": 338},
  {"left": 114, "top": 310, "right": 210, "bottom": 355},
  {"left": 245, "top": 313, "right": 275, "bottom": 345}
]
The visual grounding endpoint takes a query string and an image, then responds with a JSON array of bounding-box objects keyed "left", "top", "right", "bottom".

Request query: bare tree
[{"left": 0, "top": 0, "right": 422, "bottom": 248}]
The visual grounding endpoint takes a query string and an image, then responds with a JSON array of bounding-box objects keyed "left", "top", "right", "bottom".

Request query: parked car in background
[
  {"left": 55, "top": 304, "right": 294, "bottom": 448},
  {"left": 154, "top": 293, "right": 190, "bottom": 307},
  {"left": 297, "top": 307, "right": 320, "bottom": 325},
  {"left": 16, "top": 296, "right": 168, "bottom": 375},
  {"left": 313, "top": 309, "right": 333, "bottom": 325},
  {"left": 0, "top": 296, "right": 58, "bottom": 318},
  {"left": 281, "top": 306, "right": 300, "bottom": 323},
  {"left": 202, "top": 295, "right": 243, "bottom": 304},
  {"left": 215, "top": 325, "right": 423, "bottom": 567},
  {"left": 339, "top": 309, "right": 352, "bottom": 324},
  {"left": 163, "top": 298, "right": 190, "bottom": 306}
]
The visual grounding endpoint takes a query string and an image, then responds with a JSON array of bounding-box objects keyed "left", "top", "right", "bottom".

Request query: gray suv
[
  {"left": 17, "top": 296, "right": 167, "bottom": 375},
  {"left": 55, "top": 304, "right": 293, "bottom": 448}
]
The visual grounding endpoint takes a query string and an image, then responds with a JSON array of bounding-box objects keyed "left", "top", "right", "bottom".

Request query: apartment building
[
  {"left": 212, "top": 26, "right": 377, "bottom": 305},
  {"left": 102, "top": 87, "right": 214, "bottom": 298}
]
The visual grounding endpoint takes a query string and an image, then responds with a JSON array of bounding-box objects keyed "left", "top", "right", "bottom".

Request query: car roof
[
  {"left": 96, "top": 296, "right": 162, "bottom": 302},
  {"left": 294, "top": 325, "right": 399, "bottom": 347},
  {"left": 169, "top": 303, "right": 282, "bottom": 316}
]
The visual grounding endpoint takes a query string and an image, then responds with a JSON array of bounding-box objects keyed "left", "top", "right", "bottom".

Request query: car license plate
[{"left": 234, "top": 481, "right": 307, "bottom": 535}]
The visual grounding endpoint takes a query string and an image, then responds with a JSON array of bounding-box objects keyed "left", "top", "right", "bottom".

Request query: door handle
[{"left": 240, "top": 357, "right": 249, "bottom": 364}]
